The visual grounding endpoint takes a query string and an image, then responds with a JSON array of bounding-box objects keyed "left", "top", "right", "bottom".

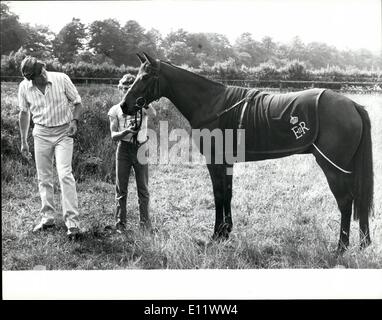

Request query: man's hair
[
  {"left": 20, "top": 56, "right": 45, "bottom": 79},
  {"left": 118, "top": 73, "right": 136, "bottom": 89}
]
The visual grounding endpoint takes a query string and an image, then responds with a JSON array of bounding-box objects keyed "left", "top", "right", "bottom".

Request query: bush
[
  {"left": 0, "top": 52, "right": 139, "bottom": 82},
  {"left": 251, "top": 62, "right": 280, "bottom": 80},
  {"left": 1, "top": 50, "right": 380, "bottom": 84},
  {"left": 211, "top": 58, "right": 243, "bottom": 80},
  {"left": 0, "top": 84, "right": 36, "bottom": 183},
  {"left": 281, "top": 60, "right": 310, "bottom": 81}
]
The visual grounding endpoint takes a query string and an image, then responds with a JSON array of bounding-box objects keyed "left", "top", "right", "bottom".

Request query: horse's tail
[{"left": 353, "top": 103, "right": 374, "bottom": 221}]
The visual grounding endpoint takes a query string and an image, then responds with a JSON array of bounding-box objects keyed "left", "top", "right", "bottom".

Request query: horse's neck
[{"left": 161, "top": 64, "right": 226, "bottom": 127}]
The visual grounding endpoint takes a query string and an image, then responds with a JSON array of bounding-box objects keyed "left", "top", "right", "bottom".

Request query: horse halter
[
  {"left": 128, "top": 97, "right": 145, "bottom": 146},
  {"left": 135, "top": 60, "right": 161, "bottom": 109},
  {"left": 124, "top": 60, "right": 161, "bottom": 145}
]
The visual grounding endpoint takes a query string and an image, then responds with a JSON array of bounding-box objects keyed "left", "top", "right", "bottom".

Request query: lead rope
[
  {"left": 312, "top": 143, "right": 352, "bottom": 174},
  {"left": 132, "top": 108, "right": 143, "bottom": 146}
]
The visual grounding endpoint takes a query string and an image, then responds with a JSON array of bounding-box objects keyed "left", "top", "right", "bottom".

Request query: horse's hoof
[
  {"left": 211, "top": 233, "right": 223, "bottom": 242},
  {"left": 335, "top": 248, "right": 345, "bottom": 257},
  {"left": 211, "top": 231, "right": 230, "bottom": 242},
  {"left": 336, "top": 243, "right": 348, "bottom": 256},
  {"left": 360, "top": 239, "right": 371, "bottom": 250},
  {"left": 221, "top": 231, "right": 230, "bottom": 240},
  {"left": 211, "top": 233, "right": 220, "bottom": 241}
]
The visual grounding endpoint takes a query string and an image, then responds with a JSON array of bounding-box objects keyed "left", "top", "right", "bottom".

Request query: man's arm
[
  {"left": 67, "top": 102, "right": 83, "bottom": 137},
  {"left": 63, "top": 73, "right": 83, "bottom": 137},
  {"left": 72, "top": 102, "right": 83, "bottom": 122},
  {"left": 19, "top": 110, "right": 31, "bottom": 158}
]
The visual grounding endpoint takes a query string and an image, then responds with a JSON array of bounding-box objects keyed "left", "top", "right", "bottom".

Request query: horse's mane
[{"left": 160, "top": 60, "right": 226, "bottom": 89}]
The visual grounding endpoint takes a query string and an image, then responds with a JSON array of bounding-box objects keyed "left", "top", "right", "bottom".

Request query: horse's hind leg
[
  {"left": 223, "top": 164, "right": 233, "bottom": 234},
  {"left": 315, "top": 90, "right": 372, "bottom": 250},
  {"left": 359, "top": 209, "right": 371, "bottom": 249},
  {"left": 314, "top": 155, "right": 354, "bottom": 253}
]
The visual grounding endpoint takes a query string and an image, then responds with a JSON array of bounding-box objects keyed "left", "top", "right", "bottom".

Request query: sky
[{"left": 7, "top": 0, "right": 382, "bottom": 53}]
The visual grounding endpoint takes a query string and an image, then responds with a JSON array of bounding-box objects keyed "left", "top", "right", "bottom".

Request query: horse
[{"left": 120, "top": 52, "right": 373, "bottom": 253}]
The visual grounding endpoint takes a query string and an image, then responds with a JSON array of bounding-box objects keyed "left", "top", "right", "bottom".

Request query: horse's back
[{"left": 239, "top": 88, "right": 323, "bottom": 155}]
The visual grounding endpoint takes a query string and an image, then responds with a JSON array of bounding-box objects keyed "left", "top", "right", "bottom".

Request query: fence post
[{"left": 279, "top": 81, "right": 283, "bottom": 91}]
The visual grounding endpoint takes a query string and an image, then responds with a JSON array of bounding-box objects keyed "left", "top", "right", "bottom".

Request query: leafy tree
[
  {"left": 189, "top": 33, "right": 234, "bottom": 66},
  {"left": 163, "top": 29, "right": 197, "bottom": 66},
  {"left": 236, "top": 52, "right": 252, "bottom": 66},
  {"left": 164, "top": 41, "right": 194, "bottom": 66},
  {"left": 120, "top": 20, "right": 147, "bottom": 66},
  {"left": 163, "top": 30, "right": 234, "bottom": 67},
  {"left": 351, "top": 49, "right": 380, "bottom": 69},
  {"left": 1, "top": 4, "right": 380, "bottom": 74},
  {"left": 52, "top": 18, "right": 86, "bottom": 63},
  {"left": 0, "top": 3, "right": 26, "bottom": 55},
  {"left": 183, "top": 29, "right": 207, "bottom": 55},
  {"left": 0, "top": 47, "right": 27, "bottom": 75},
  {"left": 88, "top": 19, "right": 127, "bottom": 66},
  {"left": 163, "top": 29, "right": 190, "bottom": 48},
  {"left": 304, "top": 42, "right": 339, "bottom": 68},
  {"left": 206, "top": 33, "right": 234, "bottom": 63},
  {"left": 1, "top": 2, "right": 54, "bottom": 58},
  {"left": 261, "top": 36, "right": 277, "bottom": 61},
  {"left": 142, "top": 28, "right": 165, "bottom": 59},
  {"left": 285, "top": 36, "right": 306, "bottom": 61},
  {"left": 22, "top": 23, "right": 54, "bottom": 59},
  {"left": 234, "top": 32, "right": 265, "bottom": 66}
]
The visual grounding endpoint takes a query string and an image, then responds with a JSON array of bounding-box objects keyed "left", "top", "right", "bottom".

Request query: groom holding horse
[{"left": 108, "top": 73, "right": 157, "bottom": 233}]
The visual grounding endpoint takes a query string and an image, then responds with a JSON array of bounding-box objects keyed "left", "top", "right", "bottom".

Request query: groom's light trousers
[{"left": 33, "top": 123, "right": 80, "bottom": 229}]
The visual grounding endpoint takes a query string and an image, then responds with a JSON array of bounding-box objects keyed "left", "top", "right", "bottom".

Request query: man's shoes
[
  {"left": 33, "top": 221, "right": 55, "bottom": 233},
  {"left": 67, "top": 227, "right": 82, "bottom": 240}
]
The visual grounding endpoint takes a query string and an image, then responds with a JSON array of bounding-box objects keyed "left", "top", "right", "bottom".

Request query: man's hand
[
  {"left": 21, "top": 141, "right": 32, "bottom": 161},
  {"left": 67, "top": 120, "right": 78, "bottom": 137}
]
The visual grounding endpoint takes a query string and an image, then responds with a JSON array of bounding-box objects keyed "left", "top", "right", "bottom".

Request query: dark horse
[{"left": 120, "top": 52, "right": 373, "bottom": 253}]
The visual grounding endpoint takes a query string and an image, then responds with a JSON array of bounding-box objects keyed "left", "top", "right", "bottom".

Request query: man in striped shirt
[{"left": 18, "top": 56, "right": 83, "bottom": 239}]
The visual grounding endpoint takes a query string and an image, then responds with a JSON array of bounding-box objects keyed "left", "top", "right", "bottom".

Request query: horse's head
[{"left": 120, "top": 52, "right": 161, "bottom": 115}]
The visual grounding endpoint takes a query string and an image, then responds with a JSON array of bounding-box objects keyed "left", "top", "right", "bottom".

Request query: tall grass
[{"left": 1, "top": 82, "right": 381, "bottom": 270}]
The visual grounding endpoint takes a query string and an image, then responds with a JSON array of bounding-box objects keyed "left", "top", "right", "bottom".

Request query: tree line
[{"left": 1, "top": 2, "right": 381, "bottom": 77}]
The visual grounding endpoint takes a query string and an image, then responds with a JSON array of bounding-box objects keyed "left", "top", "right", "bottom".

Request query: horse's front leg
[
  {"left": 207, "top": 164, "right": 232, "bottom": 240},
  {"left": 223, "top": 165, "right": 233, "bottom": 235}
]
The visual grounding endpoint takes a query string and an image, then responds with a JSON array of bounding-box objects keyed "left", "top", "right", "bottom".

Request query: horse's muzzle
[{"left": 120, "top": 97, "right": 147, "bottom": 115}]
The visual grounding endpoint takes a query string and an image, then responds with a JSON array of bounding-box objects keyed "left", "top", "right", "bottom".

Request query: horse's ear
[
  {"left": 136, "top": 52, "right": 146, "bottom": 64},
  {"left": 142, "top": 52, "right": 156, "bottom": 66}
]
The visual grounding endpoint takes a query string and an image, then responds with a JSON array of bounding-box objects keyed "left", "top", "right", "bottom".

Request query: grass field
[{"left": 1, "top": 82, "right": 381, "bottom": 270}]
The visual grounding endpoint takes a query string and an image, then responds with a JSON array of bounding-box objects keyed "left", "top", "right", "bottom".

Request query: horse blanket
[{"left": 219, "top": 88, "right": 325, "bottom": 160}]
